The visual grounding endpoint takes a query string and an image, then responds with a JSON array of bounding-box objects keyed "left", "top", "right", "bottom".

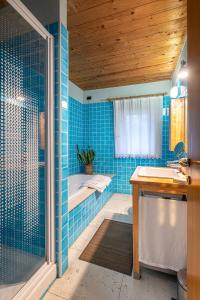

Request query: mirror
[{"left": 169, "top": 98, "right": 188, "bottom": 153}]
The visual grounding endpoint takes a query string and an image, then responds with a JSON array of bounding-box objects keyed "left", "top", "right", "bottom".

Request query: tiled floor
[{"left": 44, "top": 194, "right": 177, "bottom": 300}]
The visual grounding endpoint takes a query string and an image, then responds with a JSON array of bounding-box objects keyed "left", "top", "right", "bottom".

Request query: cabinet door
[{"left": 169, "top": 98, "right": 188, "bottom": 152}]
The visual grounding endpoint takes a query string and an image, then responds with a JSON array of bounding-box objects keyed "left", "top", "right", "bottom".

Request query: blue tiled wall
[
  {"left": 60, "top": 23, "right": 69, "bottom": 275},
  {"left": 47, "top": 22, "right": 69, "bottom": 276},
  {"left": 69, "top": 96, "right": 85, "bottom": 175},
  {"left": 69, "top": 184, "right": 113, "bottom": 246},
  {"left": 68, "top": 96, "right": 175, "bottom": 194}
]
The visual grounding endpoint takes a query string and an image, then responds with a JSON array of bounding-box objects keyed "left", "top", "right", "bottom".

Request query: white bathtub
[
  {"left": 68, "top": 174, "right": 96, "bottom": 211},
  {"left": 68, "top": 174, "right": 94, "bottom": 198}
]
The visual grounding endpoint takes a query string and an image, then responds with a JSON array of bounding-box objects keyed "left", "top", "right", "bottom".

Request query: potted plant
[{"left": 77, "top": 145, "right": 95, "bottom": 175}]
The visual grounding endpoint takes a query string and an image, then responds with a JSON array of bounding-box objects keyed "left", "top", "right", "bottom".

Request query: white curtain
[
  {"left": 114, "top": 96, "right": 163, "bottom": 158},
  {"left": 139, "top": 195, "right": 187, "bottom": 271}
]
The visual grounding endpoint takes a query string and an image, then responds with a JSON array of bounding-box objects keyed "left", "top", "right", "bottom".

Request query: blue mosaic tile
[
  {"left": 68, "top": 96, "right": 85, "bottom": 175},
  {"left": 48, "top": 22, "right": 69, "bottom": 275}
]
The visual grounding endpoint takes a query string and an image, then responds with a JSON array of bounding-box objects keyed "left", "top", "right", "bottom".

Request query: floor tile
[
  {"left": 68, "top": 247, "right": 82, "bottom": 268},
  {"left": 45, "top": 193, "right": 178, "bottom": 300},
  {"left": 71, "top": 226, "right": 97, "bottom": 251},
  {"left": 44, "top": 293, "right": 65, "bottom": 300},
  {"left": 104, "top": 194, "right": 132, "bottom": 213},
  {"left": 48, "top": 260, "right": 123, "bottom": 300},
  {"left": 89, "top": 210, "right": 132, "bottom": 228},
  {"left": 119, "top": 269, "right": 177, "bottom": 300}
]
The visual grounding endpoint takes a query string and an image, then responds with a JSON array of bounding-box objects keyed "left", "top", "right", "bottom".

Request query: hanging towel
[
  {"left": 82, "top": 175, "right": 111, "bottom": 193},
  {"left": 139, "top": 195, "right": 187, "bottom": 272}
]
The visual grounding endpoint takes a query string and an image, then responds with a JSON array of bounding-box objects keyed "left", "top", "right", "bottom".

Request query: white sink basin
[{"left": 138, "top": 167, "right": 178, "bottom": 179}]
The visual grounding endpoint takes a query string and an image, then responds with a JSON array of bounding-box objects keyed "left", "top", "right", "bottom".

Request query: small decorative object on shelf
[{"left": 77, "top": 145, "right": 95, "bottom": 175}]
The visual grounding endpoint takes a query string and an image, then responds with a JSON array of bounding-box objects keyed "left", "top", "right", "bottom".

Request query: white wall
[
  {"left": 69, "top": 80, "right": 84, "bottom": 103},
  {"left": 59, "top": 0, "right": 67, "bottom": 27},
  {"left": 83, "top": 80, "right": 172, "bottom": 103}
]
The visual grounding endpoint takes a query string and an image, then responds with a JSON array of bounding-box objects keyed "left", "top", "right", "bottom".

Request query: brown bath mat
[{"left": 79, "top": 219, "right": 133, "bottom": 275}]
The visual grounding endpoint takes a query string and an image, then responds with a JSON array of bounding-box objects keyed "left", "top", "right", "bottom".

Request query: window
[{"left": 114, "top": 96, "right": 163, "bottom": 158}]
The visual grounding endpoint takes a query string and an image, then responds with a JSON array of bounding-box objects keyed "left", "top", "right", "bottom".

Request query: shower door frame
[{"left": 4, "top": 0, "right": 56, "bottom": 299}]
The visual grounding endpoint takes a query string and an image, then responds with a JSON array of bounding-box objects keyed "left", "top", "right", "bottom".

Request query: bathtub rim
[
  {"left": 68, "top": 187, "right": 96, "bottom": 212},
  {"left": 68, "top": 173, "right": 114, "bottom": 212}
]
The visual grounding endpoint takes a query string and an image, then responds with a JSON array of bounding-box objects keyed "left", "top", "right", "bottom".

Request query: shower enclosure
[{"left": 0, "top": 1, "right": 55, "bottom": 299}]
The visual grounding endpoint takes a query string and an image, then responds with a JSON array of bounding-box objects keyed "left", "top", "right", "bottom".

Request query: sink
[{"left": 138, "top": 167, "right": 179, "bottom": 179}]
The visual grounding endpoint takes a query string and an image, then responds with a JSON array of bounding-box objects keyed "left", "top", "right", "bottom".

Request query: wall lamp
[{"left": 178, "top": 60, "right": 188, "bottom": 80}]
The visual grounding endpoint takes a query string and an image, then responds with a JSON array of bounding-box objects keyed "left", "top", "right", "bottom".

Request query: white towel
[
  {"left": 139, "top": 195, "right": 187, "bottom": 272},
  {"left": 82, "top": 175, "right": 111, "bottom": 193}
]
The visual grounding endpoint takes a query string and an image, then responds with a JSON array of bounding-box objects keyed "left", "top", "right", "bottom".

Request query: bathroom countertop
[{"left": 130, "top": 166, "right": 188, "bottom": 195}]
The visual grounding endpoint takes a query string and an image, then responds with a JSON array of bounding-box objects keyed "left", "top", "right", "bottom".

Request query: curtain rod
[{"left": 105, "top": 92, "right": 167, "bottom": 102}]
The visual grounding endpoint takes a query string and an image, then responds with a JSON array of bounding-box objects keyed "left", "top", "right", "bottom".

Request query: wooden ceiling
[
  {"left": 0, "top": 0, "right": 8, "bottom": 9},
  {"left": 68, "top": 0, "right": 187, "bottom": 90}
]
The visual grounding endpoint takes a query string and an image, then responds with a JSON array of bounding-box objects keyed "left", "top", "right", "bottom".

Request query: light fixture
[
  {"left": 170, "top": 85, "right": 187, "bottom": 99},
  {"left": 170, "top": 86, "right": 179, "bottom": 99},
  {"left": 178, "top": 60, "right": 188, "bottom": 80}
]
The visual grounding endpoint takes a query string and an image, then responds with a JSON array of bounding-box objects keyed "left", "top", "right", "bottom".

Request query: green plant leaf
[{"left": 76, "top": 145, "right": 96, "bottom": 165}]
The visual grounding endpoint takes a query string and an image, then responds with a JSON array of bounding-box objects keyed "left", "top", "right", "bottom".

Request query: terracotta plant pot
[{"left": 85, "top": 163, "right": 93, "bottom": 175}]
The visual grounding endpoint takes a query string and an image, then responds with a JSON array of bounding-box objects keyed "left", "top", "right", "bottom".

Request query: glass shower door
[{"left": 0, "top": 1, "right": 54, "bottom": 299}]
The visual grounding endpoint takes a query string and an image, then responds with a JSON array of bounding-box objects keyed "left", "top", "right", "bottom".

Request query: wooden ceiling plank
[
  {"left": 68, "top": 0, "right": 158, "bottom": 27},
  {"left": 71, "top": 63, "right": 175, "bottom": 82},
  {"left": 70, "top": 18, "right": 186, "bottom": 49},
  {"left": 70, "top": 46, "right": 181, "bottom": 67},
  {"left": 70, "top": 54, "right": 180, "bottom": 72},
  {"left": 68, "top": 0, "right": 186, "bottom": 28},
  {"left": 70, "top": 38, "right": 185, "bottom": 63},
  {"left": 0, "top": 0, "right": 7, "bottom": 9},
  {"left": 69, "top": 4, "right": 186, "bottom": 40},
  {"left": 78, "top": 74, "right": 172, "bottom": 90},
  {"left": 68, "top": 0, "right": 187, "bottom": 90},
  {"left": 69, "top": 31, "right": 185, "bottom": 60},
  {"left": 69, "top": 12, "right": 186, "bottom": 51},
  {"left": 72, "top": 57, "right": 178, "bottom": 76},
  {"left": 76, "top": 76, "right": 172, "bottom": 90},
  {"left": 68, "top": 0, "right": 111, "bottom": 16}
]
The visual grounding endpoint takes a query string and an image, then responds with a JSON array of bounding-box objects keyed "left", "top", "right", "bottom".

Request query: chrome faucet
[
  {"left": 178, "top": 157, "right": 190, "bottom": 167},
  {"left": 167, "top": 158, "right": 190, "bottom": 168}
]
